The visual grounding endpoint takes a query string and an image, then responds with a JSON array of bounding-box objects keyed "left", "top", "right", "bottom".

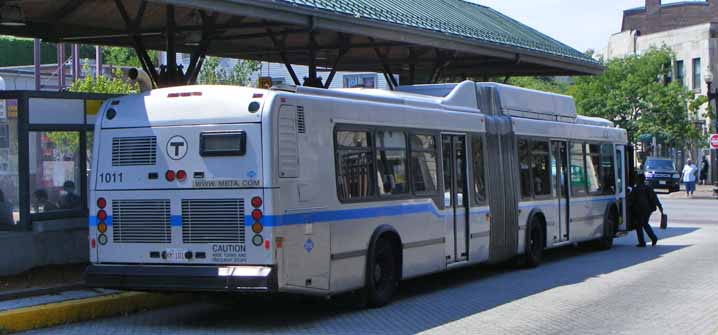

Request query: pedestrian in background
[
  {"left": 700, "top": 157, "right": 709, "bottom": 185},
  {"left": 682, "top": 159, "right": 698, "bottom": 197},
  {"left": 629, "top": 174, "right": 662, "bottom": 247}
]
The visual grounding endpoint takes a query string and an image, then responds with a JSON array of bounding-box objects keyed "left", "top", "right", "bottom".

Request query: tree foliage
[
  {"left": 504, "top": 76, "right": 570, "bottom": 95},
  {"left": 198, "top": 57, "right": 260, "bottom": 86},
  {"left": 101, "top": 46, "right": 158, "bottom": 68},
  {"left": 572, "top": 47, "right": 707, "bottom": 146},
  {"left": 67, "top": 66, "right": 137, "bottom": 94}
]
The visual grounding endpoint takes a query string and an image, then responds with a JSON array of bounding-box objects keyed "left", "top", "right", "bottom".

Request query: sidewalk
[
  {"left": 0, "top": 284, "right": 192, "bottom": 333},
  {"left": 663, "top": 184, "right": 716, "bottom": 200}
]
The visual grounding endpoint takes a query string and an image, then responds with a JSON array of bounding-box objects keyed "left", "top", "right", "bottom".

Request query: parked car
[{"left": 642, "top": 157, "right": 680, "bottom": 193}]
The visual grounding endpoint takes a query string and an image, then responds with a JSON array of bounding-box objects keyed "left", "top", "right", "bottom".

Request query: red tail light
[
  {"left": 97, "top": 198, "right": 107, "bottom": 209},
  {"left": 252, "top": 209, "right": 263, "bottom": 221},
  {"left": 177, "top": 170, "right": 187, "bottom": 181},
  {"left": 97, "top": 210, "right": 107, "bottom": 221},
  {"left": 251, "top": 197, "right": 262, "bottom": 208},
  {"left": 165, "top": 170, "right": 176, "bottom": 182}
]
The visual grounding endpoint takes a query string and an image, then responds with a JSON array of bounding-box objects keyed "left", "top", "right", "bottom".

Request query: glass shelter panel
[
  {"left": 0, "top": 99, "right": 19, "bottom": 228},
  {"left": 29, "top": 131, "right": 82, "bottom": 213}
]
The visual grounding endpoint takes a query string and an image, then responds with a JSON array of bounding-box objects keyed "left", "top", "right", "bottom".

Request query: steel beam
[{"left": 265, "top": 25, "right": 301, "bottom": 86}]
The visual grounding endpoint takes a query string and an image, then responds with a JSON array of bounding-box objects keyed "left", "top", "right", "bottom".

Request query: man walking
[
  {"left": 700, "top": 157, "right": 709, "bottom": 185},
  {"left": 682, "top": 159, "right": 698, "bottom": 197},
  {"left": 629, "top": 174, "right": 662, "bottom": 247}
]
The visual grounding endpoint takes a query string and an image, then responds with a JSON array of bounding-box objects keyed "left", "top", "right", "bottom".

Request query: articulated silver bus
[{"left": 85, "top": 81, "right": 628, "bottom": 306}]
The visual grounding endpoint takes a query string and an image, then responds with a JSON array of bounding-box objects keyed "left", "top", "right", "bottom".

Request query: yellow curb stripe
[{"left": 0, "top": 292, "right": 191, "bottom": 333}]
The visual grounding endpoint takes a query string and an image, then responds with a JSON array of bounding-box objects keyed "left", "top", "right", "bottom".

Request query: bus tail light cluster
[
  {"left": 96, "top": 197, "right": 108, "bottom": 246},
  {"left": 250, "top": 196, "right": 264, "bottom": 246},
  {"left": 165, "top": 170, "right": 187, "bottom": 182}
]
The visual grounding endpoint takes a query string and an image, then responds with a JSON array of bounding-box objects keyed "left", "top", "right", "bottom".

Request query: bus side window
[
  {"left": 411, "top": 134, "right": 439, "bottom": 194},
  {"left": 335, "top": 130, "right": 374, "bottom": 201},
  {"left": 600, "top": 144, "right": 616, "bottom": 195},
  {"left": 518, "top": 138, "right": 532, "bottom": 200},
  {"left": 570, "top": 142, "right": 588, "bottom": 197},
  {"left": 531, "top": 141, "right": 551, "bottom": 197},
  {"left": 375, "top": 130, "right": 409, "bottom": 196},
  {"left": 586, "top": 144, "right": 602, "bottom": 195},
  {"left": 471, "top": 136, "right": 486, "bottom": 205}
]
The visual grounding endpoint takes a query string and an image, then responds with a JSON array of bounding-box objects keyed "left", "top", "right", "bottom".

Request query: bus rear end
[{"left": 85, "top": 86, "right": 276, "bottom": 292}]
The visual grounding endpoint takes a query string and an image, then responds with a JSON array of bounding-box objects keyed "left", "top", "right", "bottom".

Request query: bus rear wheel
[
  {"left": 523, "top": 218, "right": 545, "bottom": 268},
  {"left": 594, "top": 209, "right": 617, "bottom": 250},
  {"left": 365, "top": 237, "right": 399, "bottom": 307}
]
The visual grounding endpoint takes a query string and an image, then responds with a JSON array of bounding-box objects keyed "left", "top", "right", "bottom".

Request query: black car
[{"left": 643, "top": 157, "right": 680, "bottom": 193}]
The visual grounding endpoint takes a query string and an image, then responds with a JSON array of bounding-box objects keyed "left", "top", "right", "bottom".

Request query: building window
[
  {"left": 271, "top": 77, "right": 285, "bottom": 86},
  {"left": 29, "top": 131, "right": 82, "bottom": 213},
  {"left": 676, "top": 60, "right": 685, "bottom": 87},
  {"left": 693, "top": 58, "right": 701, "bottom": 91},
  {"left": 344, "top": 74, "right": 377, "bottom": 88}
]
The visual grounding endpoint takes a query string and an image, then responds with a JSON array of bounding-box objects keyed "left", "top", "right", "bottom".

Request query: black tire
[
  {"left": 365, "top": 237, "right": 400, "bottom": 308},
  {"left": 523, "top": 218, "right": 545, "bottom": 268},
  {"left": 594, "top": 208, "right": 617, "bottom": 250}
]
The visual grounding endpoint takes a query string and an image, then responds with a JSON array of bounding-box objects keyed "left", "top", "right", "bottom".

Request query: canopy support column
[
  {"left": 185, "top": 11, "right": 216, "bottom": 85},
  {"left": 370, "top": 37, "right": 398, "bottom": 89},
  {"left": 114, "top": 0, "right": 159, "bottom": 88},
  {"left": 266, "top": 25, "right": 301, "bottom": 86}
]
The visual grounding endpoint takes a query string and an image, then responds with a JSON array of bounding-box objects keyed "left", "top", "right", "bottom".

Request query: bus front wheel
[{"left": 365, "top": 236, "right": 400, "bottom": 307}]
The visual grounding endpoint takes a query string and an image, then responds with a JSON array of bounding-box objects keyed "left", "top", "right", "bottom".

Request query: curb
[{"left": 0, "top": 292, "right": 192, "bottom": 333}]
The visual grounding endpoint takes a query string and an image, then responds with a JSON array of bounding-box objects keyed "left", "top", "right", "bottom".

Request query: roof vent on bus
[{"left": 296, "top": 107, "right": 306, "bottom": 134}]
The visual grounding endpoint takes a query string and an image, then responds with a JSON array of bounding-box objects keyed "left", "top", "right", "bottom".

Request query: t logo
[{"left": 166, "top": 136, "right": 188, "bottom": 160}]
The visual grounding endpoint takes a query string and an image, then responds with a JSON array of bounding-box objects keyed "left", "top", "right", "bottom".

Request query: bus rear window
[{"left": 200, "top": 131, "right": 246, "bottom": 156}]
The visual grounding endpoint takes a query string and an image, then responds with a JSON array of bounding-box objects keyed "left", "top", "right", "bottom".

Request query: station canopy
[{"left": 0, "top": 0, "right": 603, "bottom": 87}]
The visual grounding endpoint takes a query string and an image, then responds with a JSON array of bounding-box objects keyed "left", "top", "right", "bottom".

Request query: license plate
[
  {"left": 164, "top": 248, "right": 188, "bottom": 262},
  {"left": 659, "top": 181, "right": 666, "bottom": 185}
]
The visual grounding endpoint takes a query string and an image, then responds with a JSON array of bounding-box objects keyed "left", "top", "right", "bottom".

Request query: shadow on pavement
[{"left": 88, "top": 226, "right": 698, "bottom": 335}]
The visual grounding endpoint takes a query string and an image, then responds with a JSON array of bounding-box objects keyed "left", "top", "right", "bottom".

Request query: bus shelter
[{"left": 0, "top": 91, "right": 117, "bottom": 232}]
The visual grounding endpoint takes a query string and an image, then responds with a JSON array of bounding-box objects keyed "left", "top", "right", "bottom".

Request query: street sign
[{"left": 711, "top": 134, "right": 718, "bottom": 150}]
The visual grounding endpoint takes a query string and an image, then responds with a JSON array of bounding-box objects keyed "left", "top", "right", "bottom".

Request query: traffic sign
[{"left": 711, "top": 134, "right": 718, "bottom": 150}]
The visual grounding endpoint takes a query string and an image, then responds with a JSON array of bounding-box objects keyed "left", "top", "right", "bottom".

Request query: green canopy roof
[
  {"left": 0, "top": 0, "right": 602, "bottom": 81},
  {"left": 280, "top": 0, "right": 594, "bottom": 64}
]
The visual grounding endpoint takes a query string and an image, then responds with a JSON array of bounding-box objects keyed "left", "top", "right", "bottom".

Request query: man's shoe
[
  {"left": 636, "top": 244, "right": 646, "bottom": 248},
  {"left": 652, "top": 239, "right": 658, "bottom": 246}
]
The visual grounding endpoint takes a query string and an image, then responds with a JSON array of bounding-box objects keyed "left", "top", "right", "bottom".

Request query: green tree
[
  {"left": 504, "top": 76, "right": 570, "bottom": 95},
  {"left": 101, "top": 46, "right": 158, "bottom": 68},
  {"left": 67, "top": 66, "right": 137, "bottom": 94},
  {"left": 198, "top": 57, "right": 260, "bottom": 86},
  {"left": 572, "top": 47, "right": 707, "bottom": 147}
]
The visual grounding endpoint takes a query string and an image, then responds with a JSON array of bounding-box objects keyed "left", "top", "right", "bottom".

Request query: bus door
[
  {"left": 551, "top": 140, "right": 570, "bottom": 242},
  {"left": 616, "top": 145, "right": 628, "bottom": 231},
  {"left": 443, "top": 134, "right": 469, "bottom": 263}
]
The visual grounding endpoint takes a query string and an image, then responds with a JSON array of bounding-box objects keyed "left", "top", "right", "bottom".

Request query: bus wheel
[
  {"left": 366, "top": 237, "right": 399, "bottom": 307},
  {"left": 524, "top": 218, "right": 545, "bottom": 268},
  {"left": 594, "top": 209, "right": 617, "bottom": 250}
]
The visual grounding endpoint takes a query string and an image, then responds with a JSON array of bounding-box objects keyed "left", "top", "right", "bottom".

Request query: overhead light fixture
[
  {"left": 184, "top": 31, "right": 202, "bottom": 47},
  {"left": 0, "top": 5, "right": 25, "bottom": 27}
]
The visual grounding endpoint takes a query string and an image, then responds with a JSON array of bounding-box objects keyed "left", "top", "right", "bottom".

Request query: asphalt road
[{"left": 24, "top": 197, "right": 718, "bottom": 335}]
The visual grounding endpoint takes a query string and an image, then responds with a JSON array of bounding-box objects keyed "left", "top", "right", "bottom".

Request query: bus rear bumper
[{"left": 85, "top": 264, "right": 277, "bottom": 293}]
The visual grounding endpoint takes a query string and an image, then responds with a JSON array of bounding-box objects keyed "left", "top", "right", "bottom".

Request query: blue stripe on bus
[
  {"left": 87, "top": 196, "right": 615, "bottom": 229},
  {"left": 263, "top": 203, "right": 443, "bottom": 227}
]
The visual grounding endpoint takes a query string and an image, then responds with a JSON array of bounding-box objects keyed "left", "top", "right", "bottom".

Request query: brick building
[{"left": 606, "top": 0, "right": 717, "bottom": 164}]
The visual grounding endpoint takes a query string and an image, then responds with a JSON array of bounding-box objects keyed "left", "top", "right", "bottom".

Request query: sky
[{"left": 472, "top": 0, "right": 698, "bottom": 52}]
